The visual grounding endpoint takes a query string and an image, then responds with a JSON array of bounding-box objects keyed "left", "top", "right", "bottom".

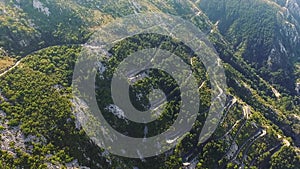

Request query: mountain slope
[
  {"left": 0, "top": 0, "right": 299, "bottom": 168},
  {"left": 198, "top": 0, "right": 300, "bottom": 94}
]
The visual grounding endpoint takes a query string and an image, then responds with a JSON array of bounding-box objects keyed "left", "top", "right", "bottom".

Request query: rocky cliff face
[{"left": 278, "top": 0, "right": 300, "bottom": 92}]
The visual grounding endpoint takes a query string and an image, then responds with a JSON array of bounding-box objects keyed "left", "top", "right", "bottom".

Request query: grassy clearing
[{"left": 0, "top": 57, "right": 15, "bottom": 73}]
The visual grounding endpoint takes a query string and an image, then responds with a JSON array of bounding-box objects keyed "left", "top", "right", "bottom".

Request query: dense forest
[{"left": 0, "top": 0, "right": 299, "bottom": 168}]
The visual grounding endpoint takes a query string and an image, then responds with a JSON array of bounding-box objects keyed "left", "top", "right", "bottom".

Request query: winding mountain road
[
  {"left": 0, "top": 44, "right": 85, "bottom": 78},
  {"left": 0, "top": 60, "right": 22, "bottom": 77},
  {"left": 229, "top": 128, "right": 266, "bottom": 163}
]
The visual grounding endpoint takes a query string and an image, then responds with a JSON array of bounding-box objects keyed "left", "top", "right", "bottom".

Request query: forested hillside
[
  {"left": 199, "top": 0, "right": 300, "bottom": 93},
  {"left": 0, "top": 0, "right": 299, "bottom": 168}
]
